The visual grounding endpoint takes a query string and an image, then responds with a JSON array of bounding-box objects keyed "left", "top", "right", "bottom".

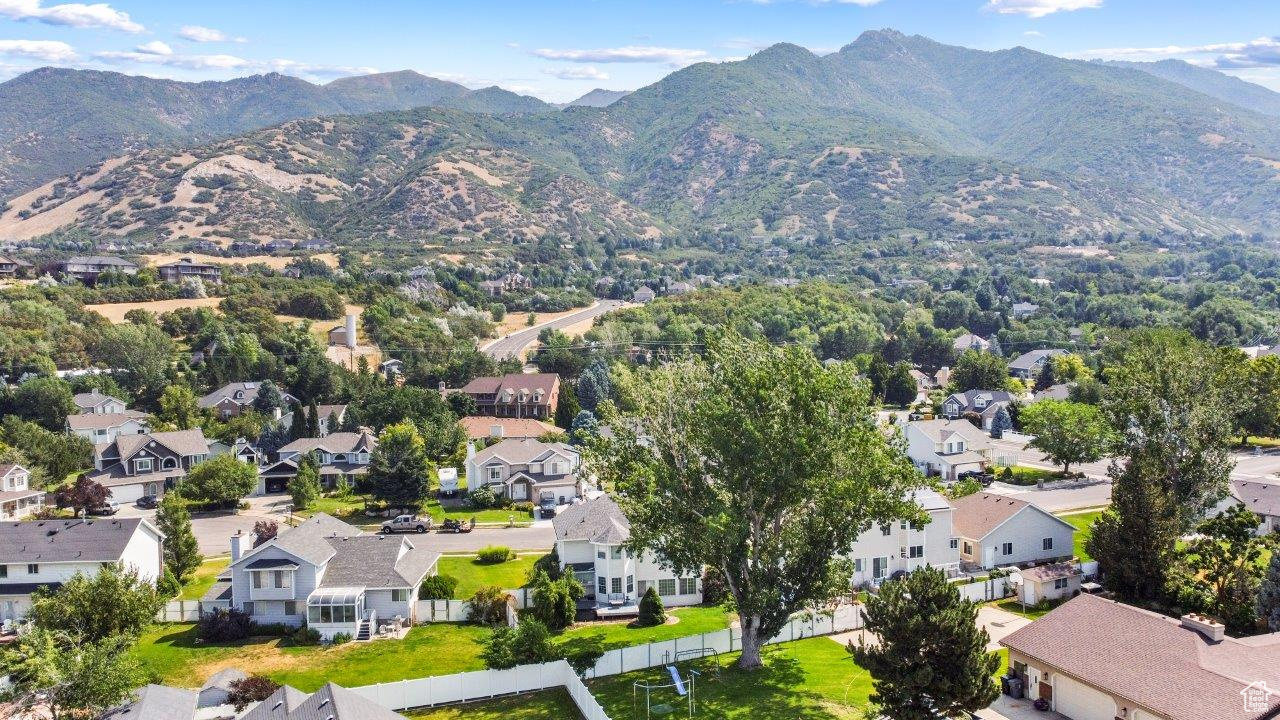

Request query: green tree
[
  {"left": 287, "top": 399, "right": 307, "bottom": 440},
  {"left": 1177, "top": 505, "right": 1268, "bottom": 633},
  {"left": 92, "top": 322, "right": 175, "bottom": 400},
  {"left": 989, "top": 406, "right": 1012, "bottom": 439},
  {"left": 884, "top": 362, "right": 919, "bottom": 407},
  {"left": 10, "top": 376, "right": 76, "bottom": 431},
  {"left": 591, "top": 333, "right": 922, "bottom": 670},
  {"left": 1087, "top": 459, "right": 1179, "bottom": 601},
  {"left": 1234, "top": 354, "right": 1280, "bottom": 445},
  {"left": 576, "top": 360, "right": 613, "bottom": 412},
  {"left": 850, "top": 567, "right": 1000, "bottom": 720},
  {"left": 554, "top": 381, "right": 580, "bottom": 429},
  {"left": 27, "top": 564, "right": 162, "bottom": 642},
  {"left": 252, "top": 380, "right": 285, "bottom": 414},
  {"left": 1020, "top": 400, "right": 1113, "bottom": 475},
  {"left": 528, "top": 568, "right": 584, "bottom": 631},
  {"left": 948, "top": 350, "right": 1009, "bottom": 393},
  {"left": 181, "top": 453, "right": 257, "bottom": 507},
  {"left": 637, "top": 586, "right": 666, "bottom": 627},
  {"left": 155, "top": 492, "right": 202, "bottom": 583},
  {"left": 306, "top": 399, "right": 321, "bottom": 438},
  {"left": 1, "top": 630, "right": 147, "bottom": 720},
  {"left": 481, "top": 617, "right": 555, "bottom": 669},
  {"left": 289, "top": 454, "right": 322, "bottom": 511},
  {"left": 156, "top": 385, "right": 200, "bottom": 430},
  {"left": 367, "top": 422, "right": 433, "bottom": 505},
  {"left": 54, "top": 475, "right": 109, "bottom": 516},
  {"left": 0, "top": 417, "right": 92, "bottom": 484},
  {"left": 1259, "top": 552, "right": 1280, "bottom": 632}
]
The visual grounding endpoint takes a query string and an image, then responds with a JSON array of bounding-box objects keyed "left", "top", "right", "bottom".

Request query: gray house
[
  {"left": 941, "top": 390, "right": 1015, "bottom": 430},
  {"left": 86, "top": 429, "right": 211, "bottom": 503},
  {"left": 951, "top": 493, "right": 1076, "bottom": 569},
  {"left": 1008, "top": 349, "right": 1066, "bottom": 380}
]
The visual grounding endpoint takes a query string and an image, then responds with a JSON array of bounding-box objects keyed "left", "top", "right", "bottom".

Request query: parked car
[
  {"left": 136, "top": 495, "right": 158, "bottom": 509},
  {"left": 539, "top": 495, "right": 557, "bottom": 519},
  {"left": 379, "top": 514, "right": 431, "bottom": 534},
  {"left": 88, "top": 500, "right": 119, "bottom": 516}
]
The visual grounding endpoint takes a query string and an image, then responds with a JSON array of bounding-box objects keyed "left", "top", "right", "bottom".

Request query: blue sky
[{"left": 0, "top": 0, "right": 1277, "bottom": 102}]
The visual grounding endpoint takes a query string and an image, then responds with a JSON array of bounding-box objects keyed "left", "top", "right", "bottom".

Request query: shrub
[
  {"left": 637, "top": 587, "right": 666, "bottom": 627},
  {"left": 249, "top": 622, "right": 295, "bottom": 637},
  {"left": 476, "top": 546, "right": 515, "bottom": 564},
  {"left": 467, "top": 485, "right": 500, "bottom": 509},
  {"left": 1001, "top": 466, "right": 1014, "bottom": 480},
  {"left": 512, "top": 501, "right": 535, "bottom": 514},
  {"left": 158, "top": 567, "right": 182, "bottom": 599},
  {"left": 419, "top": 574, "right": 459, "bottom": 600},
  {"left": 528, "top": 569, "right": 584, "bottom": 631},
  {"left": 227, "top": 676, "right": 280, "bottom": 711},
  {"left": 700, "top": 567, "right": 730, "bottom": 605},
  {"left": 291, "top": 626, "right": 321, "bottom": 645},
  {"left": 329, "top": 632, "right": 353, "bottom": 645},
  {"left": 467, "top": 586, "right": 511, "bottom": 626},
  {"left": 197, "top": 608, "right": 253, "bottom": 642},
  {"left": 481, "top": 617, "right": 554, "bottom": 669},
  {"left": 533, "top": 547, "right": 562, "bottom": 581}
]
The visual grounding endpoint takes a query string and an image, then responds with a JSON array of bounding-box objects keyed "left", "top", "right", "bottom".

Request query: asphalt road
[{"left": 481, "top": 300, "right": 627, "bottom": 360}]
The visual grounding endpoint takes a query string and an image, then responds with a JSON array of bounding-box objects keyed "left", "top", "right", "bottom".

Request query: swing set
[{"left": 632, "top": 665, "right": 701, "bottom": 718}]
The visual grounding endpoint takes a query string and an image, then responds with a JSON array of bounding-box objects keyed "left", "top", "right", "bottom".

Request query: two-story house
[
  {"left": 256, "top": 430, "right": 377, "bottom": 494},
  {"left": 72, "top": 389, "right": 128, "bottom": 415},
  {"left": 316, "top": 404, "right": 349, "bottom": 437},
  {"left": 0, "top": 464, "right": 43, "bottom": 520},
  {"left": 58, "top": 255, "right": 138, "bottom": 284},
  {"left": 904, "top": 419, "right": 993, "bottom": 482},
  {"left": 464, "top": 438, "right": 583, "bottom": 504},
  {"left": 451, "top": 373, "right": 560, "bottom": 420},
  {"left": 1008, "top": 349, "right": 1066, "bottom": 381},
  {"left": 552, "top": 495, "right": 701, "bottom": 618},
  {"left": 198, "top": 382, "right": 298, "bottom": 420},
  {"left": 66, "top": 410, "right": 150, "bottom": 443},
  {"left": 951, "top": 493, "right": 1076, "bottom": 569},
  {"left": 217, "top": 513, "right": 439, "bottom": 641},
  {"left": 86, "top": 429, "right": 211, "bottom": 503},
  {"left": 0, "top": 517, "right": 163, "bottom": 624},
  {"left": 0, "top": 254, "right": 30, "bottom": 278},
  {"left": 952, "top": 331, "right": 991, "bottom": 354},
  {"left": 155, "top": 257, "right": 223, "bottom": 284},
  {"left": 846, "top": 488, "right": 960, "bottom": 588},
  {"left": 941, "top": 389, "right": 1016, "bottom": 430}
]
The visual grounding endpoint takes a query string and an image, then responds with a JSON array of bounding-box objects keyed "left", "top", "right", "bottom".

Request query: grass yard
[
  {"left": 405, "top": 689, "right": 582, "bottom": 720},
  {"left": 1057, "top": 510, "right": 1103, "bottom": 562},
  {"left": 131, "top": 622, "right": 489, "bottom": 691},
  {"left": 438, "top": 553, "right": 543, "bottom": 597},
  {"left": 559, "top": 605, "right": 736, "bottom": 651},
  {"left": 179, "top": 557, "right": 230, "bottom": 600},
  {"left": 298, "top": 494, "right": 530, "bottom": 528},
  {"left": 1000, "top": 466, "right": 1063, "bottom": 486},
  {"left": 995, "top": 598, "right": 1063, "bottom": 620}
]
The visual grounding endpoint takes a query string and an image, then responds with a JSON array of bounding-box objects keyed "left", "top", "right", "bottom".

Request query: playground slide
[{"left": 666, "top": 666, "right": 687, "bottom": 696}]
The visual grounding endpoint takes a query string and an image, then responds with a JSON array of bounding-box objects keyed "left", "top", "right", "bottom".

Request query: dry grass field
[
  {"left": 85, "top": 296, "right": 224, "bottom": 323},
  {"left": 141, "top": 252, "right": 340, "bottom": 270}
]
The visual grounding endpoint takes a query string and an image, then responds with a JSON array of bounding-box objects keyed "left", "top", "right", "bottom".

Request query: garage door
[
  {"left": 1055, "top": 675, "right": 1117, "bottom": 720},
  {"left": 109, "top": 482, "right": 144, "bottom": 503}
]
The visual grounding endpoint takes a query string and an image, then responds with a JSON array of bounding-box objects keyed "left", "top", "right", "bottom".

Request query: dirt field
[
  {"left": 85, "top": 296, "right": 223, "bottom": 323},
  {"left": 141, "top": 252, "right": 340, "bottom": 270},
  {"left": 493, "top": 306, "right": 590, "bottom": 336}
]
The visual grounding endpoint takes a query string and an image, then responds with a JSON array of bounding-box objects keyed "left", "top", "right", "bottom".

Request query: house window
[
  {"left": 626, "top": 575, "right": 634, "bottom": 594},
  {"left": 597, "top": 577, "right": 607, "bottom": 594},
  {"left": 909, "top": 545, "right": 924, "bottom": 559},
  {"left": 135, "top": 458, "right": 152, "bottom": 473},
  {"left": 610, "top": 546, "right": 623, "bottom": 560},
  {"left": 853, "top": 558, "right": 863, "bottom": 573},
  {"left": 909, "top": 520, "right": 922, "bottom": 531},
  {"left": 658, "top": 579, "right": 676, "bottom": 596},
  {"left": 1042, "top": 538, "right": 1053, "bottom": 551},
  {"left": 1053, "top": 578, "right": 1069, "bottom": 590},
  {"left": 488, "top": 467, "right": 502, "bottom": 482},
  {"left": 597, "top": 550, "right": 605, "bottom": 559},
  {"left": 949, "top": 539, "right": 958, "bottom": 549},
  {"left": 611, "top": 577, "right": 623, "bottom": 594},
  {"left": 243, "top": 602, "right": 255, "bottom": 616},
  {"left": 253, "top": 572, "right": 262, "bottom": 589},
  {"left": 272, "top": 571, "right": 290, "bottom": 589},
  {"left": 27, "top": 564, "right": 37, "bottom": 575},
  {"left": 963, "top": 542, "right": 972, "bottom": 555},
  {"left": 1002, "top": 542, "right": 1013, "bottom": 556},
  {"left": 900, "top": 521, "right": 907, "bottom": 530},
  {"left": 0, "top": 565, "right": 6, "bottom": 578},
  {"left": 284, "top": 601, "right": 297, "bottom": 616},
  {"left": 872, "top": 557, "right": 888, "bottom": 579},
  {"left": 880, "top": 524, "right": 891, "bottom": 536},
  {"left": 679, "top": 577, "right": 697, "bottom": 595},
  {"left": 391, "top": 589, "right": 408, "bottom": 602}
]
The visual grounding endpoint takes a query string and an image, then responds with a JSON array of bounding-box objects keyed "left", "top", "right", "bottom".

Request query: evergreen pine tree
[
  {"left": 289, "top": 455, "right": 322, "bottom": 511},
  {"left": 287, "top": 400, "right": 307, "bottom": 441},
  {"left": 637, "top": 586, "right": 666, "bottom": 627},
  {"left": 155, "top": 493, "right": 202, "bottom": 583},
  {"left": 306, "top": 400, "right": 320, "bottom": 438}
]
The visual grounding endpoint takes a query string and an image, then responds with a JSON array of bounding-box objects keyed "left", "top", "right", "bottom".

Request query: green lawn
[
  {"left": 995, "top": 598, "right": 1062, "bottom": 620},
  {"left": 1057, "top": 510, "right": 1103, "bottom": 562},
  {"left": 131, "top": 622, "right": 490, "bottom": 691},
  {"left": 406, "top": 689, "right": 582, "bottom": 720},
  {"left": 179, "top": 557, "right": 230, "bottom": 600},
  {"left": 558, "top": 605, "right": 736, "bottom": 651},
  {"left": 298, "top": 494, "right": 531, "bottom": 527},
  {"left": 438, "top": 554, "right": 543, "bottom": 597}
]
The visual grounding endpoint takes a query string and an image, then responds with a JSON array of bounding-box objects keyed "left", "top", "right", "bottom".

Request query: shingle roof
[
  {"left": 949, "top": 493, "right": 1030, "bottom": 540},
  {"left": 459, "top": 373, "right": 559, "bottom": 405},
  {"left": 458, "top": 416, "right": 558, "bottom": 440},
  {"left": 1001, "top": 594, "right": 1280, "bottom": 720},
  {"left": 1008, "top": 348, "right": 1066, "bottom": 371},
  {"left": 471, "top": 438, "right": 576, "bottom": 467},
  {"left": 242, "top": 683, "right": 406, "bottom": 720},
  {"left": 233, "top": 512, "right": 359, "bottom": 568},
  {"left": 907, "top": 418, "right": 991, "bottom": 450},
  {"left": 101, "top": 684, "right": 199, "bottom": 720},
  {"left": 1231, "top": 479, "right": 1280, "bottom": 519},
  {"left": 72, "top": 391, "right": 125, "bottom": 409},
  {"left": 281, "top": 430, "right": 377, "bottom": 456},
  {"left": 65, "top": 255, "right": 137, "bottom": 267},
  {"left": 1018, "top": 562, "right": 1080, "bottom": 582},
  {"left": 317, "top": 535, "right": 440, "bottom": 589},
  {"left": 198, "top": 382, "right": 295, "bottom": 409},
  {"left": 0, "top": 517, "right": 158, "bottom": 563},
  {"left": 66, "top": 410, "right": 148, "bottom": 430},
  {"left": 109, "top": 429, "right": 210, "bottom": 460},
  {"left": 552, "top": 495, "right": 630, "bottom": 544}
]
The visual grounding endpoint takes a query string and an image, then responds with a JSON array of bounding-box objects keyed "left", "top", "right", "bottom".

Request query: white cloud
[
  {"left": 134, "top": 40, "right": 171, "bottom": 56},
  {"left": 542, "top": 65, "right": 609, "bottom": 80},
  {"left": 0, "top": 38, "right": 75, "bottom": 61},
  {"left": 1071, "top": 36, "right": 1280, "bottom": 69},
  {"left": 1024, "top": 30, "right": 1043, "bottom": 37},
  {"left": 984, "top": 0, "right": 1102, "bottom": 18},
  {"left": 178, "top": 25, "right": 246, "bottom": 43},
  {"left": 265, "top": 58, "right": 378, "bottom": 77},
  {"left": 94, "top": 49, "right": 252, "bottom": 70},
  {"left": 0, "top": 0, "right": 143, "bottom": 32},
  {"left": 532, "top": 45, "right": 710, "bottom": 66}
]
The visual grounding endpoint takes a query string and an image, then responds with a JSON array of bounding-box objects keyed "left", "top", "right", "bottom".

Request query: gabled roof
[
  {"left": 1002, "top": 594, "right": 1280, "bottom": 720},
  {"left": 281, "top": 430, "right": 377, "bottom": 456},
  {"left": 73, "top": 390, "right": 126, "bottom": 409},
  {"left": 1008, "top": 348, "right": 1066, "bottom": 371},
  {"left": 108, "top": 429, "right": 209, "bottom": 462},
  {"left": 471, "top": 437, "right": 576, "bottom": 467},
  {"left": 944, "top": 389, "right": 1015, "bottom": 409},
  {"left": 906, "top": 418, "right": 991, "bottom": 451},
  {"left": 950, "top": 492, "right": 1075, "bottom": 540},
  {"left": 233, "top": 512, "right": 359, "bottom": 569},
  {"left": 66, "top": 410, "right": 148, "bottom": 431},
  {"left": 458, "top": 373, "right": 559, "bottom": 405},
  {"left": 0, "top": 517, "right": 160, "bottom": 564},
  {"left": 1018, "top": 562, "right": 1081, "bottom": 582},
  {"left": 198, "top": 381, "right": 296, "bottom": 409},
  {"left": 458, "top": 416, "right": 558, "bottom": 440},
  {"left": 64, "top": 255, "right": 137, "bottom": 268},
  {"left": 241, "top": 682, "right": 407, "bottom": 720},
  {"left": 318, "top": 535, "right": 440, "bottom": 589},
  {"left": 553, "top": 494, "right": 630, "bottom": 545},
  {"left": 1231, "top": 479, "right": 1280, "bottom": 519},
  {"left": 101, "top": 684, "right": 198, "bottom": 720}
]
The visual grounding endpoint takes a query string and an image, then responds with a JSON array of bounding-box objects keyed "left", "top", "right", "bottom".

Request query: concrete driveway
[
  {"left": 979, "top": 694, "right": 1069, "bottom": 720},
  {"left": 977, "top": 605, "right": 1032, "bottom": 650}
]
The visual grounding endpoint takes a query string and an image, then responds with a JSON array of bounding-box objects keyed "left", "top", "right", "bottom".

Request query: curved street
[{"left": 481, "top": 299, "right": 627, "bottom": 360}]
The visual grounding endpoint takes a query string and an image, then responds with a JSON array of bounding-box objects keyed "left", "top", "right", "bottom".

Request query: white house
[
  {"left": 316, "top": 404, "right": 348, "bottom": 437},
  {"left": 904, "top": 419, "right": 992, "bottom": 482},
  {"left": 0, "top": 464, "right": 43, "bottom": 520},
  {"left": 951, "top": 493, "right": 1076, "bottom": 569},
  {"left": 72, "top": 389, "right": 127, "bottom": 415},
  {"left": 219, "top": 513, "right": 439, "bottom": 641},
  {"left": 0, "top": 517, "right": 163, "bottom": 624},
  {"left": 633, "top": 286, "right": 656, "bottom": 303},
  {"left": 66, "top": 410, "right": 150, "bottom": 443},
  {"left": 846, "top": 488, "right": 960, "bottom": 588},
  {"left": 1013, "top": 562, "right": 1082, "bottom": 606},
  {"left": 952, "top": 332, "right": 991, "bottom": 354},
  {"left": 465, "top": 438, "right": 583, "bottom": 504},
  {"left": 552, "top": 495, "right": 701, "bottom": 618},
  {"left": 256, "top": 430, "right": 377, "bottom": 495},
  {"left": 86, "top": 429, "right": 211, "bottom": 503}
]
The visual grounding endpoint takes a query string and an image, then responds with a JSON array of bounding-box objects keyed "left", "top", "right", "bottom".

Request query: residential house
[
  {"left": 100, "top": 684, "right": 198, "bottom": 720},
  {"left": 951, "top": 493, "right": 1075, "bottom": 569},
  {"left": 1033, "top": 383, "right": 1072, "bottom": 402},
  {"left": 459, "top": 416, "right": 559, "bottom": 442},
  {"left": 1008, "top": 349, "right": 1066, "bottom": 380},
  {"left": 1001, "top": 594, "right": 1280, "bottom": 720},
  {"left": 316, "top": 404, "right": 349, "bottom": 436},
  {"left": 909, "top": 368, "right": 933, "bottom": 393},
  {"left": 0, "top": 464, "right": 43, "bottom": 520},
  {"left": 380, "top": 358, "right": 404, "bottom": 380},
  {"left": 553, "top": 495, "right": 701, "bottom": 618},
  {"left": 904, "top": 419, "right": 992, "bottom": 482},
  {"left": 478, "top": 272, "right": 532, "bottom": 297},
  {"left": 633, "top": 286, "right": 656, "bottom": 303},
  {"left": 295, "top": 238, "right": 335, "bottom": 251},
  {"left": 667, "top": 280, "right": 695, "bottom": 295},
  {"left": 220, "top": 513, "right": 439, "bottom": 640},
  {"left": 66, "top": 410, "right": 149, "bottom": 443},
  {"left": 465, "top": 437, "right": 582, "bottom": 504},
  {"left": 941, "top": 390, "right": 1015, "bottom": 430},
  {"left": 198, "top": 382, "right": 298, "bottom": 420},
  {"left": 256, "top": 430, "right": 377, "bottom": 494},
  {"left": 1011, "top": 302, "right": 1040, "bottom": 319},
  {"left": 196, "top": 668, "right": 247, "bottom": 710},
  {"left": 86, "top": 429, "right": 211, "bottom": 503},
  {"left": 1013, "top": 562, "right": 1082, "bottom": 606},
  {"left": 847, "top": 488, "right": 960, "bottom": 588},
  {"left": 1222, "top": 479, "right": 1280, "bottom": 535},
  {"left": 934, "top": 366, "right": 951, "bottom": 388},
  {"left": 155, "top": 257, "right": 222, "bottom": 284},
  {"left": 57, "top": 255, "right": 138, "bottom": 283},
  {"left": 452, "top": 373, "right": 560, "bottom": 420},
  {"left": 72, "top": 388, "right": 127, "bottom": 414},
  {"left": 241, "top": 682, "right": 409, "bottom": 720},
  {"left": 209, "top": 437, "right": 263, "bottom": 466},
  {"left": 0, "top": 254, "right": 30, "bottom": 278},
  {"left": 952, "top": 332, "right": 991, "bottom": 354},
  {"left": 0, "top": 517, "right": 163, "bottom": 623}
]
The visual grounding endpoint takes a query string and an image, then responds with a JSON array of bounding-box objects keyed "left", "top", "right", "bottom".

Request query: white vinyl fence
[
  {"left": 157, "top": 600, "right": 202, "bottom": 622},
  {"left": 954, "top": 576, "right": 1013, "bottom": 604}
]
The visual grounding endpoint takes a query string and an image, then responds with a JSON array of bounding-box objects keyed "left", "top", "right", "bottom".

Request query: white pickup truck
[{"left": 379, "top": 514, "right": 431, "bottom": 534}]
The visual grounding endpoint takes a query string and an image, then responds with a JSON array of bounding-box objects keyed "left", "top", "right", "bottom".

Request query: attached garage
[{"left": 1054, "top": 674, "right": 1118, "bottom": 720}]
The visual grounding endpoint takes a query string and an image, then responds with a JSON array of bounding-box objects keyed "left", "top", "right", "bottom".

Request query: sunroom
[{"left": 306, "top": 586, "right": 367, "bottom": 640}]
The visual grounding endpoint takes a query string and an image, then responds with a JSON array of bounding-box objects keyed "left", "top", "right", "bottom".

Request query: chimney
[
  {"left": 273, "top": 406, "right": 282, "bottom": 421},
  {"left": 230, "top": 530, "right": 244, "bottom": 562},
  {"left": 345, "top": 314, "right": 357, "bottom": 350},
  {"left": 1181, "top": 613, "right": 1225, "bottom": 642}
]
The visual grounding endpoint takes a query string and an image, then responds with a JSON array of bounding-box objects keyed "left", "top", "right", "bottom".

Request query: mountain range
[{"left": 5, "top": 30, "right": 1280, "bottom": 245}]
